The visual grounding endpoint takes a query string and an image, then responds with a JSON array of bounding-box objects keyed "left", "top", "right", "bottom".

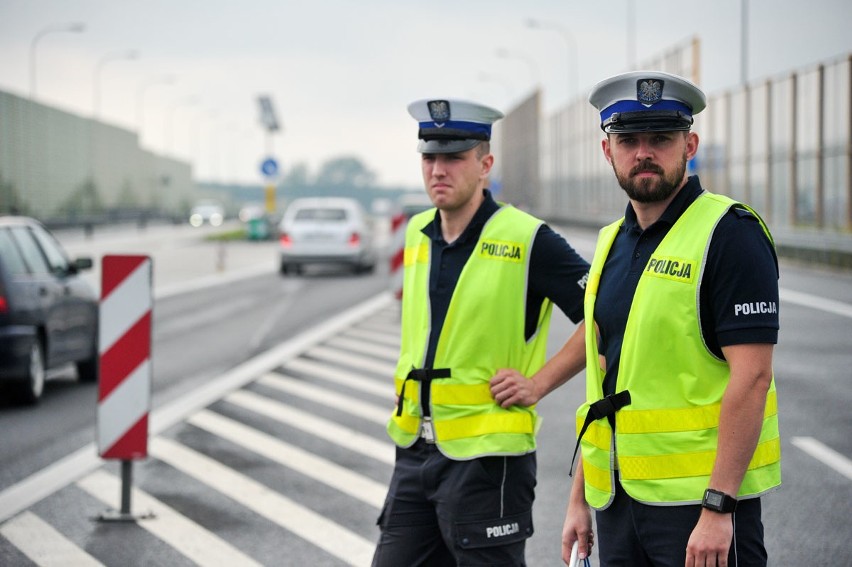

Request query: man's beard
[{"left": 613, "top": 153, "right": 687, "bottom": 203}]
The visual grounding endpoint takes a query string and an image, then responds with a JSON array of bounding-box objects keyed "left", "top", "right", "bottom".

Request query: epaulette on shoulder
[{"left": 732, "top": 205, "right": 757, "bottom": 220}]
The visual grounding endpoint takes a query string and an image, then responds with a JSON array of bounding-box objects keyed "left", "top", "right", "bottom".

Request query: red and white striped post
[
  {"left": 96, "top": 255, "right": 154, "bottom": 521},
  {"left": 389, "top": 212, "right": 407, "bottom": 301}
]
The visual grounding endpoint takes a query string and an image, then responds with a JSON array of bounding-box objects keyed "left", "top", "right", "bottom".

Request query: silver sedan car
[{"left": 277, "top": 197, "right": 376, "bottom": 275}]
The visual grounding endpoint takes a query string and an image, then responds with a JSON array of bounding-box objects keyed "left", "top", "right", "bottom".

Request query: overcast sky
[{"left": 1, "top": 0, "right": 850, "bottom": 189}]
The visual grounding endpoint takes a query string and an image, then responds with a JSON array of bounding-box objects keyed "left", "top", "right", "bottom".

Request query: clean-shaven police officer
[
  {"left": 372, "top": 98, "right": 590, "bottom": 566},
  {"left": 561, "top": 71, "right": 781, "bottom": 566}
]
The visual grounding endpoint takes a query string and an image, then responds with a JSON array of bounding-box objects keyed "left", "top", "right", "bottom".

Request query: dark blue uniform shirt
[
  {"left": 595, "top": 176, "right": 780, "bottom": 396},
  {"left": 420, "top": 190, "right": 590, "bottom": 368}
]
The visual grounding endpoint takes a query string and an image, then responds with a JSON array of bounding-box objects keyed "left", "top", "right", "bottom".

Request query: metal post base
[
  {"left": 96, "top": 509, "right": 155, "bottom": 523},
  {"left": 94, "top": 459, "right": 156, "bottom": 523}
]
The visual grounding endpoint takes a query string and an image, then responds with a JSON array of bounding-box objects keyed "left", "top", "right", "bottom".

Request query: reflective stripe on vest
[
  {"left": 578, "top": 192, "right": 781, "bottom": 508},
  {"left": 387, "top": 205, "right": 553, "bottom": 459}
]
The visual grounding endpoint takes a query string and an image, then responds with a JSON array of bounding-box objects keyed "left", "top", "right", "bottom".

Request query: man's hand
[
  {"left": 490, "top": 369, "right": 541, "bottom": 408},
  {"left": 562, "top": 460, "right": 594, "bottom": 565},
  {"left": 685, "top": 509, "right": 733, "bottom": 567}
]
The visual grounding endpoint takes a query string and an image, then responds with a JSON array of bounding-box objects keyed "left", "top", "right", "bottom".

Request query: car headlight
[
  {"left": 190, "top": 214, "right": 203, "bottom": 227},
  {"left": 210, "top": 213, "right": 223, "bottom": 226}
]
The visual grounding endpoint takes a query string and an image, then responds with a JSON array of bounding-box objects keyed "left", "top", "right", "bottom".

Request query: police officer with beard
[
  {"left": 372, "top": 98, "right": 591, "bottom": 566},
  {"left": 561, "top": 71, "right": 781, "bottom": 566}
]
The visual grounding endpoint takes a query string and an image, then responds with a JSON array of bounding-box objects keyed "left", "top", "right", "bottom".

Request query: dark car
[{"left": 0, "top": 216, "right": 98, "bottom": 405}]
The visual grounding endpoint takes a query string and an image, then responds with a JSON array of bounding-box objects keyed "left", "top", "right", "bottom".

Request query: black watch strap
[{"left": 702, "top": 489, "right": 738, "bottom": 513}]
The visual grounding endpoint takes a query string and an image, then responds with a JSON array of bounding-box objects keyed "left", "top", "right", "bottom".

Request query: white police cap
[
  {"left": 408, "top": 98, "right": 504, "bottom": 153},
  {"left": 588, "top": 70, "right": 706, "bottom": 133}
]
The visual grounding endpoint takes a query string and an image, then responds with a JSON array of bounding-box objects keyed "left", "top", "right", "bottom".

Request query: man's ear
[
  {"left": 686, "top": 131, "right": 699, "bottom": 160},
  {"left": 480, "top": 153, "right": 494, "bottom": 178},
  {"left": 602, "top": 137, "right": 612, "bottom": 165}
]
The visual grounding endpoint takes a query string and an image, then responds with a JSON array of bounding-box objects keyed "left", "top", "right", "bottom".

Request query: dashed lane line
[
  {"left": 150, "top": 437, "right": 375, "bottom": 567},
  {"left": 77, "top": 470, "right": 262, "bottom": 567},
  {"left": 791, "top": 436, "right": 852, "bottom": 481},
  {"left": 779, "top": 288, "right": 852, "bottom": 319},
  {"left": 187, "top": 408, "right": 388, "bottom": 506},
  {"left": 0, "top": 511, "right": 105, "bottom": 567}
]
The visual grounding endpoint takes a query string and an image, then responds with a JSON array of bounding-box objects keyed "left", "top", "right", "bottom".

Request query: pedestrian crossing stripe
[
  {"left": 306, "top": 344, "right": 397, "bottom": 376},
  {"left": 282, "top": 357, "right": 392, "bottom": 398},
  {"left": 228, "top": 384, "right": 394, "bottom": 464},
  {"left": 77, "top": 470, "right": 261, "bottom": 566},
  {"left": 0, "top": 301, "right": 402, "bottom": 566},
  {"left": 187, "top": 408, "right": 388, "bottom": 506},
  {"left": 0, "top": 511, "right": 105, "bottom": 567},
  {"left": 151, "top": 437, "right": 376, "bottom": 566}
]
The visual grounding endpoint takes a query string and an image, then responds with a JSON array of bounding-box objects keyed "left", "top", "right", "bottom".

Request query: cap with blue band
[
  {"left": 588, "top": 71, "right": 706, "bottom": 133},
  {"left": 408, "top": 98, "right": 504, "bottom": 153}
]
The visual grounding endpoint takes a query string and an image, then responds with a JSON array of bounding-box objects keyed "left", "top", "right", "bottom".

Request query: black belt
[
  {"left": 396, "top": 367, "right": 451, "bottom": 417},
  {"left": 569, "top": 390, "right": 632, "bottom": 476}
]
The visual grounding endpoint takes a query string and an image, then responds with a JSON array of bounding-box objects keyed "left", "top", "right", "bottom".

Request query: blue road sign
[{"left": 260, "top": 157, "right": 279, "bottom": 178}]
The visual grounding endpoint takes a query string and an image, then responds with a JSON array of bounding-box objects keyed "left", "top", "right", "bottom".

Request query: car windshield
[{"left": 293, "top": 208, "right": 347, "bottom": 222}]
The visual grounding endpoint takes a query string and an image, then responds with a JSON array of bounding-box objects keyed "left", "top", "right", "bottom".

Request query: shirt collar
[
  {"left": 622, "top": 175, "right": 703, "bottom": 232},
  {"left": 422, "top": 189, "right": 500, "bottom": 243}
]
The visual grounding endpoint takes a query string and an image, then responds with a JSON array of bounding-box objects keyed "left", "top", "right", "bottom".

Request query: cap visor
[
  {"left": 605, "top": 122, "right": 692, "bottom": 133},
  {"left": 418, "top": 139, "right": 482, "bottom": 154}
]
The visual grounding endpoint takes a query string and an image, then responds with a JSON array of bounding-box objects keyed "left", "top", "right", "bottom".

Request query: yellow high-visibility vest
[
  {"left": 387, "top": 205, "right": 553, "bottom": 459},
  {"left": 579, "top": 192, "right": 781, "bottom": 509}
]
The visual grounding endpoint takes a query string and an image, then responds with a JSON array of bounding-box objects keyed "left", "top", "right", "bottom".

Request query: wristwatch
[{"left": 702, "top": 488, "right": 738, "bottom": 513}]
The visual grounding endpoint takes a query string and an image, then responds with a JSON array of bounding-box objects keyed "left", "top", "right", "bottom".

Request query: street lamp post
[
  {"left": 526, "top": 19, "right": 578, "bottom": 101},
  {"left": 93, "top": 49, "right": 139, "bottom": 119},
  {"left": 741, "top": 0, "right": 749, "bottom": 85},
  {"left": 495, "top": 48, "right": 541, "bottom": 92},
  {"left": 29, "top": 22, "right": 85, "bottom": 99},
  {"left": 136, "top": 75, "right": 175, "bottom": 142}
]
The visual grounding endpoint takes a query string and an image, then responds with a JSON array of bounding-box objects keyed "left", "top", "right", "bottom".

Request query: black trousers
[
  {"left": 596, "top": 479, "right": 768, "bottom": 566},
  {"left": 372, "top": 440, "right": 537, "bottom": 567}
]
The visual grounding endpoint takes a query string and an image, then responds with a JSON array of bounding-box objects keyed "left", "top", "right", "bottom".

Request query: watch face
[{"left": 705, "top": 491, "right": 723, "bottom": 508}]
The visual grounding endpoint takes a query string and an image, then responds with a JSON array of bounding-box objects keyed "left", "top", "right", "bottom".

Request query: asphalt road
[{"left": 0, "top": 221, "right": 850, "bottom": 565}]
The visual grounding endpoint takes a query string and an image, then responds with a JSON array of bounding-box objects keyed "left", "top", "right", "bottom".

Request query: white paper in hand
[{"left": 568, "top": 540, "right": 579, "bottom": 567}]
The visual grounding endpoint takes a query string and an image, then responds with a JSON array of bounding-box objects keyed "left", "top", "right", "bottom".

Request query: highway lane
[
  {"left": 0, "top": 223, "right": 850, "bottom": 565},
  {"left": 0, "top": 225, "right": 392, "bottom": 494}
]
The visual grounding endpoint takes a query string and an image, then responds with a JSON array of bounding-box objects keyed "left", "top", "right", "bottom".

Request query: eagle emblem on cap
[
  {"left": 637, "top": 79, "right": 664, "bottom": 105},
  {"left": 428, "top": 100, "right": 450, "bottom": 125}
]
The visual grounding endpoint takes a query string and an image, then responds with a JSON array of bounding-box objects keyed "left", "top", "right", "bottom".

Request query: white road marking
[
  {"left": 188, "top": 408, "right": 388, "bottom": 505},
  {"left": 283, "top": 357, "right": 391, "bottom": 398},
  {"left": 226, "top": 386, "right": 393, "bottom": 464},
  {"left": 0, "top": 292, "right": 393, "bottom": 524},
  {"left": 779, "top": 288, "right": 852, "bottom": 319},
  {"left": 257, "top": 371, "right": 392, "bottom": 423},
  {"left": 150, "top": 437, "right": 375, "bottom": 567},
  {"left": 77, "top": 470, "right": 262, "bottom": 567},
  {"left": 324, "top": 335, "right": 400, "bottom": 361},
  {"left": 791, "top": 436, "right": 852, "bottom": 481},
  {"left": 305, "top": 345, "right": 397, "bottom": 377},
  {"left": 341, "top": 327, "right": 400, "bottom": 348},
  {"left": 0, "top": 511, "right": 105, "bottom": 567}
]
